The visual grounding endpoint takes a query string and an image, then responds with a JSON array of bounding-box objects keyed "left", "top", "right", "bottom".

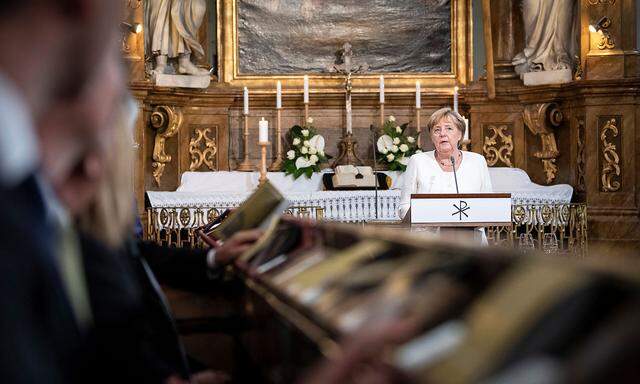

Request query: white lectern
[{"left": 408, "top": 193, "right": 512, "bottom": 243}]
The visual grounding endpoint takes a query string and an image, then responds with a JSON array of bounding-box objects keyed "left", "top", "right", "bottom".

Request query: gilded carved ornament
[
  {"left": 588, "top": 0, "right": 615, "bottom": 5},
  {"left": 150, "top": 105, "right": 182, "bottom": 186},
  {"left": 189, "top": 127, "right": 218, "bottom": 171},
  {"left": 522, "top": 103, "right": 563, "bottom": 184},
  {"left": 482, "top": 124, "right": 513, "bottom": 167},
  {"left": 600, "top": 118, "right": 621, "bottom": 192}
]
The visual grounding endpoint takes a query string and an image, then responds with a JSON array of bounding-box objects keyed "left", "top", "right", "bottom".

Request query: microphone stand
[
  {"left": 451, "top": 155, "right": 460, "bottom": 194},
  {"left": 371, "top": 124, "right": 379, "bottom": 220}
]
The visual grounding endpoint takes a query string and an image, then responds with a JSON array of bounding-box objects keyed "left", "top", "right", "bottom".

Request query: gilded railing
[
  {"left": 486, "top": 203, "right": 588, "bottom": 257},
  {"left": 145, "top": 205, "right": 325, "bottom": 248},
  {"left": 145, "top": 203, "right": 587, "bottom": 256}
]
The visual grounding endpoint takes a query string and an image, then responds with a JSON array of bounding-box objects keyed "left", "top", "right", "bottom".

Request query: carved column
[
  {"left": 522, "top": 103, "right": 563, "bottom": 184},
  {"left": 150, "top": 105, "right": 182, "bottom": 186},
  {"left": 490, "top": 0, "right": 523, "bottom": 79},
  {"left": 583, "top": 0, "right": 640, "bottom": 79}
]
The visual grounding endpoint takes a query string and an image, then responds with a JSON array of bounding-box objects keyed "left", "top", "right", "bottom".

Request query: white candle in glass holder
[
  {"left": 276, "top": 81, "right": 282, "bottom": 109},
  {"left": 303, "top": 75, "right": 309, "bottom": 103},
  {"left": 453, "top": 85, "right": 459, "bottom": 113},
  {"left": 243, "top": 86, "right": 249, "bottom": 115},
  {"left": 416, "top": 81, "right": 421, "bottom": 108},
  {"left": 379, "top": 75, "right": 385, "bottom": 103},
  {"left": 259, "top": 117, "right": 269, "bottom": 143}
]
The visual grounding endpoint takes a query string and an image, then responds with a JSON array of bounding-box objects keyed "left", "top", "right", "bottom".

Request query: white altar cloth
[{"left": 146, "top": 168, "right": 573, "bottom": 224}]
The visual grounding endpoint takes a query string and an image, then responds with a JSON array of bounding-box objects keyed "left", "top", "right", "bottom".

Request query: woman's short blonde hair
[{"left": 426, "top": 107, "right": 466, "bottom": 136}]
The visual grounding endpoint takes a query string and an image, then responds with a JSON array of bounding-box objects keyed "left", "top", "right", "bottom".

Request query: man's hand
[{"left": 214, "top": 229, "right": 263, "bottom": 266}]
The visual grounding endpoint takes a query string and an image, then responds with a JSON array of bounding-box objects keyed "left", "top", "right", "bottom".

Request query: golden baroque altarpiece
[{"left": 122, "top": 0, "right": 640, "bottom": 242}]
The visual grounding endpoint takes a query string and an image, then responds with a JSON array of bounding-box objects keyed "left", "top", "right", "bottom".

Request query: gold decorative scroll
[
  {"left": 189, "top": 127, "right": 218, "bottom": 171},
  {"left": 151, "top": 105, "right": 182, "bottom": 186},
  {"left": 588, "top": 0, "right": 615, "bottom": 5},
  {"left": 576, "top": 118, "right": 586, "bottom": 193},
  {"left": 482, "top": 124, "right": 513, "bottom": 167},
  {"left": 600, "top": 118, "right": 621, "bottom": 192},
  {"left": 597, "top": 34, "right": 615, "bottom": 50},
  {"left": 523, "top": 103, "right": 563, "bottom": 184}
]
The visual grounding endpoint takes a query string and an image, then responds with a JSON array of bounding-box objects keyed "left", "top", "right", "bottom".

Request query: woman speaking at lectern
[{"left": 398, "top": 107, "right": 492, "bottom": 219}]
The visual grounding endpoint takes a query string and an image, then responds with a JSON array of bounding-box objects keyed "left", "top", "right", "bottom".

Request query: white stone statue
[
  {"left": 145, "top": 0, "right": 210, "bottom": 77},
  {"left": 512, "top": 0, "right": 578, "bottom": 84}
]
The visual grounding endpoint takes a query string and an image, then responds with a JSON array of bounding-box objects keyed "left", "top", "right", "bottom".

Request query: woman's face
[{"left": 430, "top": 116, "right": 462, "bottom": 154}]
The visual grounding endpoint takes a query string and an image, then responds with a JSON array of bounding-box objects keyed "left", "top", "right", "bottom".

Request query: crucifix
[{"left": 329, "top": 43, "right": 369, "bottom": 167}]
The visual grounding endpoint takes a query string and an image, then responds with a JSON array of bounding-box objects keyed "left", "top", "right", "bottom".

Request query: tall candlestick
[
  {"left": 276, "top": 81, "right": 282, "bottom": 109},
  {"left": 379, "top": 103, "right": 385, "bottom": 128},
  {"left": 237, "top": 112, "right": 253, "bottom": 171},
  {"left": 453, "top": 85, "right": 459, "bottom": 113},
  {"left": 259, "top": 117, "right": 269, "bottom": 143},
  {"left": 346, "top": 93, "right": 352, "bottom": 135},
  {"left": 303, "top": 75, "right": 309, "bottom": 103},
  {"left": 416, "top": 81, "right": 421, "bottom": 109},
  {"left": 243, "top": 87, "right": 249, "bottom": 115},
  {"left": 269, "top": 109, "right": 283, "bottom": 171},
  {"left": 259, "top": 142, "right": 268, "bottom": 185},
  {"left": 379, "top": 75, "right": 385, "bottom": 103}
]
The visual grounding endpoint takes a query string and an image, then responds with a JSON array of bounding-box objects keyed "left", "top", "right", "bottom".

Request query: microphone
[{"left": 451, "top": 156, "right": 460, "bottom": 194}]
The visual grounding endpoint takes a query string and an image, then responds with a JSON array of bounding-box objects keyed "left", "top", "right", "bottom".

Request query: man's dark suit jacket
[
  {"left": 0, "top": 180, "right": 85, "bottom": 384},
  {"left": 80, "top": 237, "right": 212, "bottom": 383}
]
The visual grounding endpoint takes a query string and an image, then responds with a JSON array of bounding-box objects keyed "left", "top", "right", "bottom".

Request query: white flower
[
  {"left": 381, "top": 148, "right": 388, "bottom": 154},
  {"left": 303, "top": 140, "right": 310, "bottom": 147},
  {"left": 389, "top": 115, "right": 396, "bottom": 122},
  {"left": 415, "top": 149, "right": 422, "bottom": 153},
  {"left": 301, "top": 129, "right": 310, "bottom": 137},
  {"left": 393, "top": 137, "right": 400, "bottom": 145},
  {"left": 286, "top": 150, "right": 296, "bottom": 160},
  {"left": 395, "top": 126, "right": 402, "bottom": 133},
  {"left": 407, "top": 136, "right": 415, "bottom": 143},
  {"left": 307, "top": 117, "right": 314, "bottom": 124},
  {"left": 308, "top": 134, "right": 325, "bottom": 152},
  {"left": 295, "top": 157, "right": 312, "bottom": 169},
  {"left": 386, "top": 153, "right": 395, "bottom": 162},
  {"left": 301, "top": 146, "right": 308, "bottom": 154},
  {"left": 376, "top": 135, "right": 393, "bottom": 153},
  {"left": 309, "top": 154, "right": 319, "bottom": 164},
  {"left": 293, "top": 138, "right": 301, "bottom": 146},
  {"left": 308, "top": 147, "right": 317, "bottom": 155},
  {"left": 319, "top": 150, "right": 325, "bottom": 157},
  {"left": 400, "top": 144, "right": 409, "bottom": 152},
  {"left": 399, "top": 156, "right": 409, "bottom": 166},
  {"left": 391, "top": 145, "right": 399, "bottom": 153}
]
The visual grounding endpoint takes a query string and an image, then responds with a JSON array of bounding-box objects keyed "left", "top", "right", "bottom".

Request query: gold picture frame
[{"left": 218, "top": 0, "right": 472, "bottom": 92}]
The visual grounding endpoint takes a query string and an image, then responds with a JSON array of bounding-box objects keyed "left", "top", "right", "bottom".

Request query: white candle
[
  {"left": 259, "top": 117, "right": 269, "bottom": 143},
  {"left": 379, "top": 75, "right": 385, "bottom": 103},
  {"left": 303, "top": 75, "right": 309, "bottom": 103},
  {"left": 453, "top": 85, "right": 459, "bottom": 113},
  {"left": 243, "top": 86, "right": 249, "bottom": 115},
  {"left": 463, "top": 117, "right": 469, "bottom": 141},
  {"left": 416, "top": 81, "right": 421, "bottom": 109},
  {"left": 276, "top": 81, "right": 282, "bottom": 109}
]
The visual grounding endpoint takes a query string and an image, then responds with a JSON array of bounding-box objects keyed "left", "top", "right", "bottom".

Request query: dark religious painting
[{"left": 237, "top": 0, "right": 451, "bottom": 74}]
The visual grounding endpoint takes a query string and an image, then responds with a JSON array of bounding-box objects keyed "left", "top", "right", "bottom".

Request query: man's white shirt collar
[{"left": 0, "top": 71, "right": 38, "bottom": 187}]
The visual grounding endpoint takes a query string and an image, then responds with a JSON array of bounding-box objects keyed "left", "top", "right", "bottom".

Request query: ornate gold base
[
  {"left": 236, "top": 160, "right": 254, "bottom": 171},
  {"left": 268, "top": 157, "right": 284, "bottom": 172},
  {"left": 331, "top": 133, "right": 364, "bottom": 167}
]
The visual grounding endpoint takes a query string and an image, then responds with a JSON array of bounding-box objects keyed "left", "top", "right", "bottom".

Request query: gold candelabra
[{"left": 259, "top": 141, "right": 270, "bottom": 184}]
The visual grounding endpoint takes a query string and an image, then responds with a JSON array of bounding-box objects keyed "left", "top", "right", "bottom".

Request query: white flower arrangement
[
  {"left": 376, "top": 117, "right": 421, "bottom": 171},
  {"left": 283, "top": 118, "right": 329, "bottom": 179}
]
